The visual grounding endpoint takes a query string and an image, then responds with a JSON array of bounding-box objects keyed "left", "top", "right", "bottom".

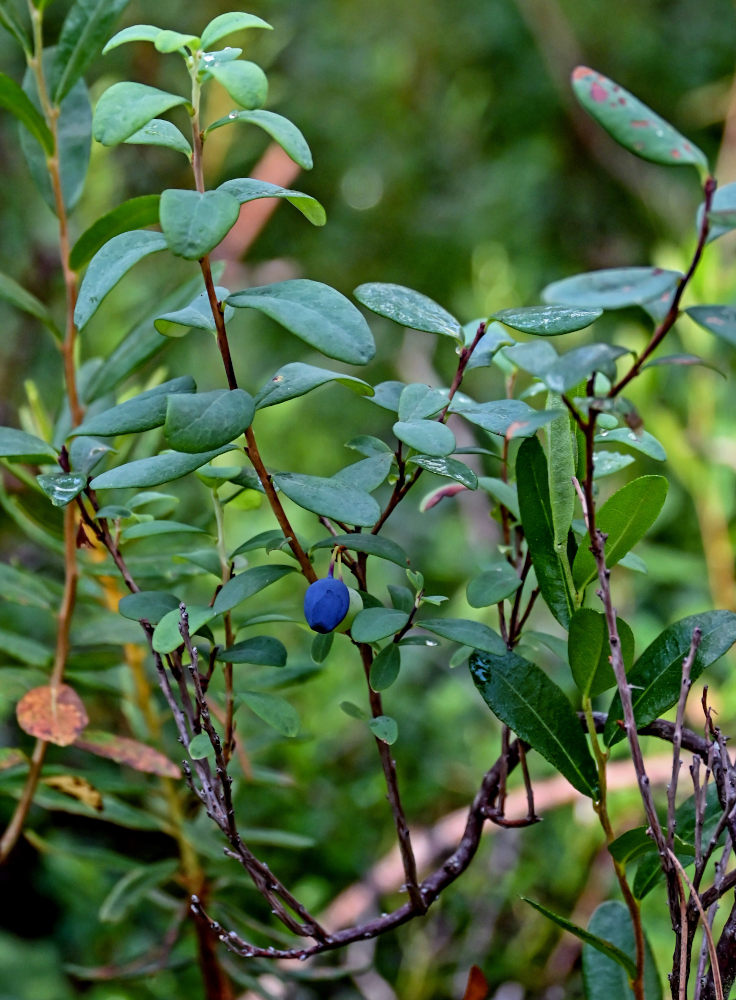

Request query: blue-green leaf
[
  {"left": 93, "top": 82, "right": 189, "bottom": 146},
  {"left": 218, "top": 178, "right": 325, "bottom": 226},
  {"left": 124, "top": 119, "right": 191, "bottom": 158},
  {"left": 159, "top": 188, "right": 239, "bottom": 260},
  {"left": 492, "top": 305, "right": 602, "bottom": 335},
  {"left": 74, "top": 231, "right": 168, "bottom": 329},
  {"left": 543, "top": 267, "right": 681, "bottom": 310},
  {"left": 272, "top": 472, "right": 380, "bottom": 527},
  {"left": 200, "top": 12, "right": 272, "bottom": 49},
  {"left": 205, "top": 109, "right": 312, "bottom": 169},
  {"left": 164, "top": 389, "right": 254, "bottom": 452},
  {"left": 354, "top": 282, "right": 463, "bottom": 341},
  {"left": 90, "top": 447, "right": 234, "bottom": 489},
  {"left": 254, "top": 362, "right": 372, "bottom": 408}
]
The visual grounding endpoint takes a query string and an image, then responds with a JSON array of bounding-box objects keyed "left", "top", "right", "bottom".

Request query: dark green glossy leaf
[
  {"left": 368, "top": 715, "right": 398, "bottom": 745},
  {"left": 311, "top": 631, "right": 333, "bottom": 663},
  {"left": 70, "top": 195, "right": 160, "bottom": 271},
  {"left": 124, "top": 118, "right": 191, "bottom": 157},
  {"left": 212, "top": 564, "right": 295, "bottom": 615},
  {"left": 0, "top": 271, "right": 60, "bottom": 337},
  {"left": 20, "top": 69, "right": 91, "bottom": 213},
  {"left": 75, "top": 230, "right": 168, "bottom": 329},
  {"left": 393, "top": 419, "right": 455, "bottom": 456},
  {"left": 516, "top": 437, "right": 574, "bottom": 628},
  {"left": 159, "top": 188, "right": 239, "bottom": 260},
  {"left": 572, "top": 475, "right": 668, "bottom": 591},
  {"left": 569, "top": 609, "right": 635, "bottom": 697},
  {"left": 36, "top": 472, "right": 86, "bottom": 507},
  {"left": 93, "top": 82, "right": 189, "bottom": 146},
  {"left": 523, "top": 897, "right": 636, "bottom": 980},
  {"left": 272, "top": 473, "right": 380, "bottom": 527},
  {"left": 52, "top": 0, "right": 130, "bottom": 103},
  {"left": 595, "top": 427, "right": 666, "bottom": 461},
  {"left": 90, "top": 447, "right": 234, "bottom": 489},
  {"left": 215, "top": 636, "right": 287, "bottom": 666},
  {"left": 466, "top": 562, "right": 522, "bottom": 608},
  {"left": 0, "top": 426, "right": 56, "bottom": 462},
  {"left": 420, "top": 618, "right": 505, "bottom": 655},
  {"left": 71, "top": 376, "right": 195, "bottom": 437},
  {"left": 218, "top": 177, "right": 325, "bottom": 226},
  {"left": 0, "top": 71, "right": 52, "bottom": 153},
  {"left": 543, "top": 267, "right": 681, "bottom": 310},
  {"left": 206, "top": 109, "right": 312, "bottom": 169},
  {"left": 369, "top": 644, "right": 401, "bottom": 691},
  {"left": 155, "top": 285, "right": 232, "bottom": 337},
  {"left": 310, "top": 532, "right": 409, "bottom": 567},
  {"left": 470, "top": 648, "right": 598, "bottom": 797},
  {"left": 228, "top": 279, "right": 375, "bottom": 365},
  {"left": 582, "top": 901, "right": 662, "bottom": 1000},
  {"left": 406, "top": 455, "right": 478, "bottom": 489},
  {"left": 686, "top": 305, "right": 736, "bottom": 348},
  {"left": 118, "top": 591, "right": 180, "bottom": 624},
  {"left": 547, "top": 392, "right": 575, "bottom": 548},
  {"left": 607, "top": 827, "right": 656, "bottom": 868},
  {"left": 208, "top": 60, "right": 267, "bottom": 109},
  {"left": 333, "top": 454, "right": 392, "bottom": 492},
  {"left": 493, "top": 305, "right": 602, "bottom": 335},
  {"left": 350, "top": 607, "right": 409, "bottom": 643},
  {"left": 572, "top": 65, "right": 706, "bottom": 170},
  {"left": 164, "top": 389, "right": 254, "bottom": 452},
  {"left": 605, "top": 610, "right": 736, "bottom": 745},
  {"left": 254, "top": 362, "right": 372, "bottom": 408},
  {"left": 200, "top": 12, "right": 272, "bottom": 49},
  {"left": 239, "top": 690, "right": 299, "bottom": 737},
  {"left": 354, "top": 282, "right": 463, "bottom": 341}
]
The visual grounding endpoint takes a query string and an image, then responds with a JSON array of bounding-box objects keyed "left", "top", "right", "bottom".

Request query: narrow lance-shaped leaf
[
  {"left": 74, "top": 230, "right": 168, "bottom": 330},
  {"left": 569, "top": 609, "right": 635, "bottom": 698},
  {"left": 583, "top": 901, "right": 662, "bottom": 1000},
  {"left": 546, "top": 392, "right": 575, "bottom": 551},
  {"left": 605, "top": 610, "right": 736, "bottom": 745},
  {"left": 70, "top": 195, "right": 161, "bottom": 271},
  {"left": 572, "top": 66, "right": 707, "bottom": 171},
  {"left": 469, "top": 649, "right": 598, "bottom": 797},
  {"left": 0, "top": 3, "right": 31, "bottom": 52},
  {"left": 90, "top": 446, "right": 235, "bottom": 490},
  {"left": 52, "top": 0, "right": 130, "bottom": 103},
  {"left": 516, "top": 436, "right": 574, "bottom": 628},
  {"left": 0, "top": 271, "right": 60, "bottom": 338},
  {"left": 0, "top": 72, "right": 53, "bottom": 153},
  {"left": 573, "top": 475, "right": 668, "bottom": 592}
]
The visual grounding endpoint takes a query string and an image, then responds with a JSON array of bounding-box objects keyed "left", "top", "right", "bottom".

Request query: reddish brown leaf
[
  {"left": 42, "top": 774, "right": 104, "bottom": 812},
  {"left": 74, "top": 729, "right": 181, "bottom": 779},
  {"left": 462, "top": 965, "right": 489, "bottom": 1000},
  {"left": 16, "top": 684, "right": 88, "bottom": 747}
]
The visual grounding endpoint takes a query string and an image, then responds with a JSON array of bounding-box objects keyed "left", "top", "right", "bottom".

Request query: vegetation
[{"left": 2, "top": 3, "right": 736, "bottom": 999}]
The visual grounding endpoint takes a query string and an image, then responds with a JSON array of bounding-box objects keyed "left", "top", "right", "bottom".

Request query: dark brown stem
[
  {"left": 611, "top": 175, "right": 716, "bottom": 398},
  {"left": 358, "top": 642, "right": 426, "bottom": 913}
]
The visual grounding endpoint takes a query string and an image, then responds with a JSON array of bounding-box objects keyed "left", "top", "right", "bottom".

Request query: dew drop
[
  {"left": 228, "top": 111, "right": 238, "bottom": 120},
  {"left": 298, "top": 954, "right": 308, "bottom": 962}
]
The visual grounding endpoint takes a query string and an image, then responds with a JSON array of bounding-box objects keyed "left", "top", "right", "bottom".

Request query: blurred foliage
[{"left": 1, "top": 1, "right": 736, "bottom": 998}]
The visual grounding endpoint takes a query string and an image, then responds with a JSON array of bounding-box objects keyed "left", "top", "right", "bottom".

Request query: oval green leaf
[
  {"left": 90, "top": 447, "right": 234, "bottom": 490},
  {"left": 419, "top": 618, "right": 506, "bottom": 655},
  {"left": 543, "top": 267, "right": 681, "bottom": 311},
  {"left": 212, "top": 564, "right": 295, "bottom": 615},
  {"left": 686, "top": 305, "right": 736, "bottom": 348},
  {"left": 159, "top": 188, "right": 239, "bottom": 260},
  {"left": 118, "top": 591, "right": 180, "bottom": 624},
  {"left": 572, "top": 65, "right": 707, "bottom": 170},
  {"left": 310, "top": 532, "right": 409, "bottom": 567},
  {"left": 350, "top": 607, "right": 409, "bottom": 643},
  {"left": 0, "top": 71, "right": 53, "bottom": 153},
  {"left": 582, "top": 901, "right": 662, "bottom": 1000},
  {"left": 569, "top": 609, "right": 635, "bottom": 697},
  {"left": 93, "top": 82, "right": 190, "bottom": 146},
  {"left": 466, "top": 562, "right": 522, "bottom": 608},
  {"left": 369, "top": 644, "right": 401, "bottom": 691},
  {"left": 208, "top": 61, "right": 267, "bottom": 109},
  {"left": 215, "top": 636, "right": 287, "bottom": 667},
  {"left": 205, "top": 109, "right": 312, "bottom": 169},
  {"left": 239, "top": 690, "right": 299, "bottom": 737},
  {"left": 406, "top": 455, "right": 478, "bottom": 489},
  {"left": 218, "top": 178, "right": 325, "bottom": 226},
  {"left": 124, "top": 118, "right": 192, "bottom": 158},
  {"left": 164, "top": 389, "right": 254, "bottom": 452},
  {"left": 492, "top": 305, "right": 602, "bottom": 336},
  {"left": 254, "top": 362, "right": 372, "bottom": 408},
  {"left": 70, "top": 376, "right": 195, "bottom": 437},
  {"left": 70, "top": 195, "right": 161, "bottom": 271},
  {"left": 272, "top": 472, "right": 380, "bottom": 527},
  {"left": 200, "top": 12, "right": 272, "bottom": 49},
  {"left": 0, "top": 426, "right": 57, "bottom": 463},
  {"left": 228, "top": 279, "right": 375, "bottom": 365},
  {"left": 393, "top": 419, "right": 455, "bottom": 457},
  {"left": 368, "top": 715, "right": 398, "bottom": 745},
  {"left": 354, "top": 282, "right": 463, "bottom": 341}
]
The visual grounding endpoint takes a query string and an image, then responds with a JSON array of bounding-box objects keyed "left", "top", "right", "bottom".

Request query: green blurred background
[{"left": 2, "top": 1, "right": 736, "bottom": 997}]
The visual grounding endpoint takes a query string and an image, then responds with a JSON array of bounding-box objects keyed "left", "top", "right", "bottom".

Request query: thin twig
[
  {"left": 668, "top": 628, "right": 704, "bottom": 851},
  {"left": 669, "top": 850, "right": 724, "bottom": 1000}
]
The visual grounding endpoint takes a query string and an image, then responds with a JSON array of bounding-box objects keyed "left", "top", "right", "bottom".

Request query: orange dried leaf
[
  {"left": 42, "top": 774, "right": 104, "bottom": 812},
  {"left": 462, "top": 965, "right": 489, "bottom": 1000},
  {"left": 16, "top": 684, "right": 88, "bottom": 747},
  {"left": 74, "top": 730, "right": 181, "bottom": 779}
]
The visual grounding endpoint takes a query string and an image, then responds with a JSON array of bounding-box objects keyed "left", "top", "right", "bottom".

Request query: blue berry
[{"left": 304, "top": 575, "right": 350, "bottom": 633}]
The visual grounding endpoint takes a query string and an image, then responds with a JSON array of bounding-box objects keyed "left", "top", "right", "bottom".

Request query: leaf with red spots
[
  {"left": 74, "top": 730, "right": 181, "bottom": 779},
  {"left": 571, "top": 66, "right": 708, "bottom": 171},
  {"left": 16, "top": 684, "right": 88, "bottom": 747},
  {"left": 686, "top": 305, "right": 736, "bottom": 348}
]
